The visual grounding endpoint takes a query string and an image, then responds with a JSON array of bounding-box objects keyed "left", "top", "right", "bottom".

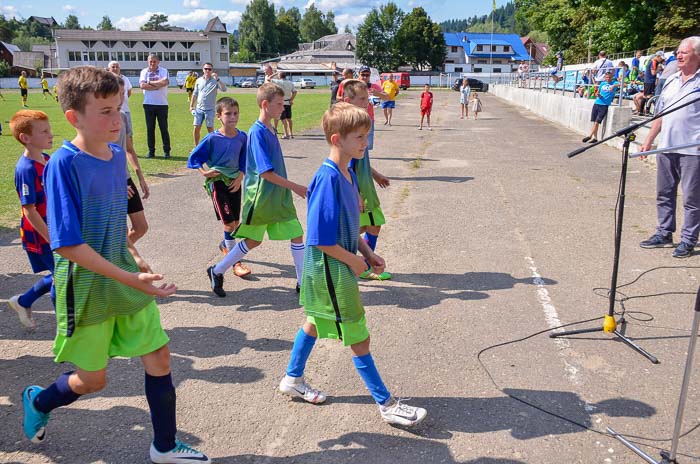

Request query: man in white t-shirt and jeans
[
  {"left": 139, "top": 54, "right": 171, "bottom": 158},
  {"left": 271, "top": 71, "right": 297, "bottom": 139}
]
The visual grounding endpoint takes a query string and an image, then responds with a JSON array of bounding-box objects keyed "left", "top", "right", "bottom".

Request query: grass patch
[{"left": 0, "top": 88, "right": 330, "bottom": 227}]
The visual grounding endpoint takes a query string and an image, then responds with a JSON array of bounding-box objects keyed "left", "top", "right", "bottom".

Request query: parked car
[
  {"left": 294, "top": 78, "right": 316, "bottom": 89},
  {"left": 256, "top": 76, "right": 265, "bottom": 87},
  {"left": 453, "top": 77, "right": 487, "bottom": 92},
  {"left": 241, "top": 77, "right": 257, "bottom": 88}
]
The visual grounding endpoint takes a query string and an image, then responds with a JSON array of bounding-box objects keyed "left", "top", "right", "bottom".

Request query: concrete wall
[{"left": 488, "top": 83, "right": 647, "bottom": 154}]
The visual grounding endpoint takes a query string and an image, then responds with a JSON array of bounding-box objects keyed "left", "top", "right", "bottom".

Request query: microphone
[{"left": 566, "top": 146, "right": 589, "bottom": 158}]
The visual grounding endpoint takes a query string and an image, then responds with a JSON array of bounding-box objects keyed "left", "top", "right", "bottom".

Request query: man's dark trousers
[
  {"left": 143, "top": 104, "right": 171, "bottom": 156},
  {"left": 656, "top": 152, "right": 700, "bottom": 245}
]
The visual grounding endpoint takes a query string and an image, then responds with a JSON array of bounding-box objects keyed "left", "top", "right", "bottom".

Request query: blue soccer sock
[
  {"left": 18, "top": 274, "right": 53, "bottom": 309},
  {"left": 364, "top": 232, "right": 379, "bottom": 252},
  {"left": 214, "top": 239, "right": 249, "bottom": 274},
  {"left": 33, "top": 371, "right": 81, "bottom": 414},
  {"left": 353, "top": 353, "right": 391, "bottom": 405},
  {"left": 285, "top": 328, "right": 317, "bottom": 378},
  {"left": 145, "top": 372, "right": 177, "bottom": 453},
  {"left": 224, "top": 230, "right": 236, "bottom": 251}
]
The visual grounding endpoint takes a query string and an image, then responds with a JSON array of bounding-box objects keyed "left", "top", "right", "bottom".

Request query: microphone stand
[
  {"left": 549, "top": 92, "right": 700, "bottom": 364},
  {"left": 608, "top": 286, "right": 700, "bottom": 463}
]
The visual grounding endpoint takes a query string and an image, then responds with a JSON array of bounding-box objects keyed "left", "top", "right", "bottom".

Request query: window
[
  {"left": 138, "top": 52, "right": 149, "bottom": 61},
  {"left": 455, "top": 67, "right": 463, "bottom": 72},
  {"left": 476, "top": 45, "right": 483, "bottom": 51},
  {"left": 220, "top": 53, "right": 228, "bottom": 62},
  {"left": 504, "top": 45, "right": 510, "bottom": 52},
  {"left": 68, "top": 51, "right": 78, "bottom": 61},
  {"left": 143, "top": 41, "right": 157, "bottom": 49},
  {"left": 493, "top": 68, "right": 502, "bottom": 73},
  {"left": 162, "top": 41, "right": 175, "bottom": 49},
  {"left": 88, "top": 51, "right": 96, "bottom": 61},
  {"left": 220, "top": 37, "right": 227, "bottom": 50},
  {"left": 177, "top": 52, "right": 187, "bottom": 61},
  {"left": 123, "top": 41, "right": 138, "bottom": 48},
  {"left": 181, "top": 41, "right": 194, "bottom": 49},
  {"left": 190, "top": 52, "right": 200, "bottom": 62},
  {"left": 102, "top": 40, "right": 117, "bottom": 48},
  {"left": 491, "top": 45, "right": 497, "bottom": 52},
  {"left": 451, "top": 46, "right": 458, "bottom": 53},
  {"left": 81, "top": 40, "right": 97, "bottom": 48},
  {"left": 474, "top": 67, "right": 482, "bottom": 73},
  {"left": 96, "top": 51, "right": 109, "bottom": 61}
]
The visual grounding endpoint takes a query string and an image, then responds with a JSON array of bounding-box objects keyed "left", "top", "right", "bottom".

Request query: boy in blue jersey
[
  {"left": 9, "top": 110, "right": 55, "bottom": 329},
  {"left": 278, "top": 102, "right": 427, "bottom": 427},
  {"left": 188, "top": 97, "right": 251, "bottom": 278},
  {"left": 21, "top": 67, "right": 210, "bottom": 464},
  {"left": 206, "top": 83, "right": 307, "bottom": 297},
  {"left": 582, "top": 71, "right": 620, "bottom": 143}
]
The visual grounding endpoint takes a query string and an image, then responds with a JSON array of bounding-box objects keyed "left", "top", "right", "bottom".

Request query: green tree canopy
[
  {"left": 141, "top": 14, "right": 171, "bottom": 31},
  {"left": 356, "top": 3, "right": 405, "bottom": 72},
  {"left": 64, "top": 14, "right": 80, "bottom": 29},
  {"left": 277, "top": 12, "right": 301, "bottom": 55},
  {"left": 395, "top": 7, "right": 446, "bottom": 70},
  {"left": 97, "top": 16, "right": 114, "bottom": 30},
  {"left": 299, "top": 3, "right": 337, "bottom": 43},
  {"left": 238, "top": 0, "right": 279, "bottom": 60}
]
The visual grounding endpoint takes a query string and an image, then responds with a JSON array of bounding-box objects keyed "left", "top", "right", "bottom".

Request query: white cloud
[
  {"left": 183, "top": 0, "right": 201, "bottom": 8},
  {"left": 63, "top": 4, "right": 76, "bottom": 12},
  {"left": 115, "top": 9, "right": 243, "bottom": 31},
  {"left": 0, "top": 5, "right": 19, "bottom": 18},
  {"left": 335, "top": 12, "right": 366, "bottom": 31},
  {"left": 314, "top": 0, "right": 375, "bottom": 10},
  {"left": 229, "top": 0, "right": 250, "bottom": 5}
]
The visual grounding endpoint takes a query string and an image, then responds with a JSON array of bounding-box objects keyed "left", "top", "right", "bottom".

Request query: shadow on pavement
[
  {"left": 215, "top": 431, "right": 526, "bottom": 463},
  {"left": 167, "top": 325, "right": 293, "bottom": 357},
  {"left": 388, "top": 175, "right": 474, "bottom": 183},
  {"left": 329, "top": 390, "right": 654, "bottom": 441}
]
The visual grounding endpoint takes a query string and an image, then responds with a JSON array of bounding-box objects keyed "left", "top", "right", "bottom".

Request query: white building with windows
[
  {"left": 52, "top": 17, "right": 229, "bottom": 77},
  {"left": 443, "top": 32, "right": 532, "bottom": 75}
]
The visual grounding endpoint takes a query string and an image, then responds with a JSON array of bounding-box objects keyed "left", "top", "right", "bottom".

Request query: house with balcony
[
  {"left": 443, "top": 32, "right": 532, "bottom": 75},
  {"left": 52, "top": 17, "right": 230, "bottom": 76}
]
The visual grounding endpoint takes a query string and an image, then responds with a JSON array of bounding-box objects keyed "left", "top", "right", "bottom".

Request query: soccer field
[{"left": 0, "top": 88, "right": 331, "bottom": 228}]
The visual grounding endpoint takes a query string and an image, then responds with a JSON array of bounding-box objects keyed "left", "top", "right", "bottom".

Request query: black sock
[{"left": 145, "top": 372, "right": 177, "bottom": 453}]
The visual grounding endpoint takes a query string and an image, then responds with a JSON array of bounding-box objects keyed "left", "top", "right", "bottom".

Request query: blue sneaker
[
  {"left": 673, "top": 241, "right": 695, "bottom": 258},
  {"left": 22, "top": 385, "right": 49, "bottom": 443},
  {"left": 150, "top": 440, "right": 210, "bottom": 463}
]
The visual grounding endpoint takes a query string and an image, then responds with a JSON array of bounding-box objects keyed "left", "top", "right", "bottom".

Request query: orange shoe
[{"left": 233, "top": 261, "right": 251, "bottom": 278}]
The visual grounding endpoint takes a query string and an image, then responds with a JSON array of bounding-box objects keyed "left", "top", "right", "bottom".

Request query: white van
[{"left": 176, "top": 71, "right": 190, "bottom": 89}]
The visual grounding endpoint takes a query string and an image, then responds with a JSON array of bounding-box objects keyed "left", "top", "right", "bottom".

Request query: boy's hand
[
  {"left": 133, "top": 254, "right": 153, "bottom": 274},
  {"left": 202, "top": 169, "right": 221, "bottom": 178},
  {"left": 229, "top": 175, "right": 243, "bottom": 192},
  {"left": 139, "top": 178, "right": 150, "bottom": 199},
  {"left": 127, "top": 184, "right": 135, "bottom": 199},
  {"left": 350, "top": 255, "right": 370, "bottom": 277},
  {"left": 133, "top": 272, "right": 177, "bottom": 297},
  {"left": 373, "top": 172, "right": 390, "bottom": 188},
  {"left": 291, "top": 183, "right": 307, "bottom": 199},
  {"left": 366, "top": 252, "right": 386, "bottom": 275}
]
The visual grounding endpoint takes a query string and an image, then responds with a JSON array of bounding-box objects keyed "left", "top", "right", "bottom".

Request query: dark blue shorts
[
  {"left": 591, "top": 104, "right": 609, "bottom": 123},
  {"left": 26, "top": 246, "right": 54, "bottom": 273}
]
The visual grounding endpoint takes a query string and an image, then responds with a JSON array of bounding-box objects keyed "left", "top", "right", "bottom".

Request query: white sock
[
  {"left": 214, "top": 240, "right": 249, "bottom": 274},
  {"left": 225, "top": 238, "right": 236, "bottom": 251},
  {"left": 290, "top": 242, "right": 305, "bottom": 285}
]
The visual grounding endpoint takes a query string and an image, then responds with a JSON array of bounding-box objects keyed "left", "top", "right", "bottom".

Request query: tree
[
  {"left": 344, "top": 24, "right": 352, "bottom": 34},
  {"left": 141, "top": 14, "right": 171, "bottom": 31},
  {"left": 228, "top": 33, "right": 240, "bottom": 59},
  {"left": 237, "top": 47, "right": 257, "bottom": 63},
  {"left": 277, "top": 13, "right": 301, "bottom": 55},
  {"left": 97, "top": 16, "right": 114, "bottom": 30},
  {"left": 64, "top": 14, "right": 80, "bottom": 30},
  {"left": 238, "top": 0, "right": 278, "bottom": 60},
  {"left": 356, "top": 2, "right": 405, "bottom": 72},
  {"left": 299, "top": 3, "right": 336, "bottom": 43},
  {"left": 652, "top": 0, "right": 700, "bottom": 47},
  {"left": 395, "top": 7, "right": 446, "bottom": 70},
  {"left": 0, "top": 59, "right": 10, "bottom": 77}
]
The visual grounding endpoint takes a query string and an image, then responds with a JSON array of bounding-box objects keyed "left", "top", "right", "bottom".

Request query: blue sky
[{"left": 0, "top": 0, "right": 500, "bottom": 33}]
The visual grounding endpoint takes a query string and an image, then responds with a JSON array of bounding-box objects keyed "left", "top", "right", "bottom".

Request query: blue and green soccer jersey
[
  {"left": 350, "top": 149, "right": 380, "bottom": 212},
  {"left": 240, "top": 120, "right": 297, "bottom": 226},
  {"left": 44, "top": 141, "right": 153, "bottom": 336},
  {"left": 187, "top": 129, "right": 247, "bottom": 192},
  {"left": 301, "top": 159, "right": 363, "bottom": 323}
]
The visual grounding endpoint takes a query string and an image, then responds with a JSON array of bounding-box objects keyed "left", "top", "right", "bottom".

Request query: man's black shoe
[
  {"left": 673, "top": 242, "right": 694, "bottom": 258},
  {"left": 639, "top": 233, "right": 674, "bottom": 249}
]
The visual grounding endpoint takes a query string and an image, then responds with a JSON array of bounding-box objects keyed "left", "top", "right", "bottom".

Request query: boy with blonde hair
[
  {"left": 206, "top": 83, "right": 307, "bottom": 297},
  {"left": 278, "top": 102, "right": 427, "bottom": 427},
  {"left": 21, "top": 67, "right": 209, "bottom": 464},
  {"left": 9, "top": 110, "right": 55, "bottom": 329}
]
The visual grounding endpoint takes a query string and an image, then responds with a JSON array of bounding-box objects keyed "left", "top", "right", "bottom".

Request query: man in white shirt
[
  {"left": 139, "top": 54, "right": 171, "bottom": 158},
  {"left": 592, "top": 50, "right": 614, "bottom": 83},
  {"left": 271, "top": 71, "right": 297, "bottom": 139}
]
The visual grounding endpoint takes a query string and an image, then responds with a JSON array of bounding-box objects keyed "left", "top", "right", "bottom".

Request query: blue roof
[{"left": 443, "top": 32, "right": 532, "bottom": 61}]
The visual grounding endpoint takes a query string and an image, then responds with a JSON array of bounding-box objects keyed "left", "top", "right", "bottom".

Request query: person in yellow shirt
[
  {"left": 381, "top": 74, "right": 399, "bottom": 125},
  {"left": 18, "top": 71, "right": 28, "bottom": 107},
  {"left": 52, "top": 84, "right": 58, "bottom": 102},
  {"left": 41, "top": 76, "right": 51, "bottom": 100},
  {"left": 185, "top": 71, "right": 197, "bottom": 104}
]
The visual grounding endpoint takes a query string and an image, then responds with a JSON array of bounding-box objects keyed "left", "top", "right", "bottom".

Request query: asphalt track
[{"left": 1, "top": 89, "right": 700, "bottom": 463}]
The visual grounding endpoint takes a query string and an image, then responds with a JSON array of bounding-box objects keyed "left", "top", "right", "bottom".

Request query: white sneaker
[
  {"left": 149, "top": 441, "right": 210, "bottom": 463},
  {"left": 379, "top": 398, "right": 427, "bottom": 426},
  {"left": 279, "top": 376, "right": 327, "bottom": 404},
  {"left": 8, "top": 295, "right": 36, "bottom": 329}
]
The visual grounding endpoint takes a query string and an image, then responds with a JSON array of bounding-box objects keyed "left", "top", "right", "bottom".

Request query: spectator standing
[
  {"left": 592, "top": 51, "right": 614, "bottom": 83},
  {"left": 638, "top": 37, "right": 700, "bottom": 258},
  {"left": 517, "top": 61, "right": 527, "bottom": 86},
  {"left": 18, "top": 71, "right": 28, "bottom": 107},
  {"left": 631, "top": 50, "right": 643, "bottom": 82},
  {"left": 551, "top": 51, "right": 564, "bottom": 83},
  {"left": 108, "top": 61, "right": 134, "bottom": 143},
  {"left": 40, "top": 76, "right": 51, "bottom": 100},
  {"left": 418, "top": 84, "right": 433, "bottom": 130},
  {"left": 335, "top": 68, "right": 355, "bottom": 100},
  {"left": 582, "top": 71, "right": 620, "bottom": 143},
  {"left": 139, "top": 54, "right": 171, "bottom": 158},
  {"left": 459, "top": 79, "right": 470, "bottom": 119},
  {"left": 271, "top": 71, "right": 297, "bottom": 139},
  {"left": 330, "top": 71, "right": 341, "bottom": 106},
  {"left": 185, "top": 71, "right": 197, "bottom": 104},
  {"left": 381, "top": 74, "right": 399, "bottom": 125},
  {"left": 190, "top": 63, "right": 227, "bottom": 146},
  {"left": 656, "top": 51, "right": 678, "bottom": 96},
  {"left": 633, "top": 51, "right": 665, "bottom": 114}
]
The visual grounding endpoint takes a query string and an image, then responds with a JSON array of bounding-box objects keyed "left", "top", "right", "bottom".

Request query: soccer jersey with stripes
[
  {"left": 351, "top": 149, "right": 381, "bottom": 212},
  {"left": 301, "top": 160, "right": 363, "bottom": 323},
  {"left": 44, "top": 141, "right": 153, "bottom": 336}
]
